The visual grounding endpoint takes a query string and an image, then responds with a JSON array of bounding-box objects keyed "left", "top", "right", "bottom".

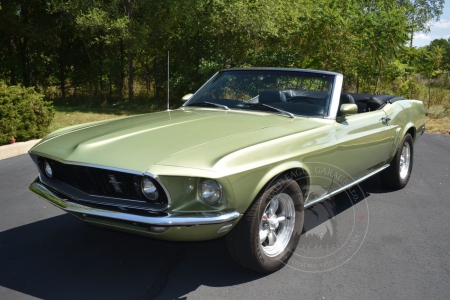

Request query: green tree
[
  {"left": 417, "top": 45, "right": 443, "bottom": 107},
  {"left": 429, "top": 38, "right": 450, "bottom": 70},
  {"left": 397, "top": 0, "right": 445, "bottom": 47}
]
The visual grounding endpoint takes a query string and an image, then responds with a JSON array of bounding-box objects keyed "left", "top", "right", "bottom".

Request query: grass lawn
[
  {"left": 425, "top": 117, "right": 450, "bottom": 135},
  {"left": 49, "top": 105, "right": 450, "bottom": 136},
  {"left": 49, "top": 105, "right": 154, "bottom": 133}
]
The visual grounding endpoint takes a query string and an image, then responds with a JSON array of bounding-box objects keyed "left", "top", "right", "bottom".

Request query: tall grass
[{"left": 412, "top": 80, "right": 450, "bottom": 134}]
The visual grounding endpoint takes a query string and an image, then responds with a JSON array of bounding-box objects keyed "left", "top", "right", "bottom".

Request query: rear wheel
[
  {"left": 226, "top": 179, "right": 304, "bottom": 273},
  {"left": 380, "top": 133, "right": 414, "bottom": 189}
]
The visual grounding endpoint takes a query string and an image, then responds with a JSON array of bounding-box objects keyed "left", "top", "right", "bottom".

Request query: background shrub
[
  {"left": 397, "top": 79, "right": 421, "bottom": 100},
  {"left": 0, "top": 82, "right": 55, "bottom": 145}
]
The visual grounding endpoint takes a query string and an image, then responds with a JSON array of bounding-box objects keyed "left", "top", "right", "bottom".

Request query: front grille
[{"left": 39, "top": 158, "right": 166, "bottom": 204}]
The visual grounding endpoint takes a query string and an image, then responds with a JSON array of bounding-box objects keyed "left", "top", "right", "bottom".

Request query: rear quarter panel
[{"left": 383, "top": 100, "right": 425, "bottom": 161}]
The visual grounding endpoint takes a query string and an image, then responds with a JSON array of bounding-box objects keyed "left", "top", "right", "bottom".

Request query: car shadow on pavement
[
  {"left": 0, "top": 213, "right": 262, "bottom": 300},
  {"left": 357, "top": 173, "right": 399, "bottom": 194},
  {"left": 0, "top": 175, "right": 389, "bottom": 300}
]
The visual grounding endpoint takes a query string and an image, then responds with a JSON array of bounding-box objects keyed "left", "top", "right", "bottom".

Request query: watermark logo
[{"left": 265, "top": 162, "right": 369, "bottom": 272}]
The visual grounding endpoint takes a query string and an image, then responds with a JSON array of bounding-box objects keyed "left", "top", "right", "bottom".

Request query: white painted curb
[{"left": 0, "top": 139, "right": 42, "bottom": 160}]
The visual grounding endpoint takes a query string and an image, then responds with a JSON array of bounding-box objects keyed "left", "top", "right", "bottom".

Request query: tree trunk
[
  {"left": 7, "top": 37, "right": 16, "bottom": 85},
  {"left": 59, "top": 62, "right": 65, "bottom": 100},
  {"left": 428, "top": 77, "right": 431, "bottom": 109},
  {"left": 109, "top": 74, "right": 112, "bottom": 100},
  {"left": 216, "top": 33, "right": 221, "bottom": 56},
  {"left": 356, "top": 73, "right": 359, "bottom": 93},
  {"left": 99, "top": 42, "right": 104, "bottom": 95},
  {"left": 128, "top": 0, "right": 134, "bottom": 102},
  {"left": 373, "top": 58, "right": 383, "bottom": 94},
  {"left": 18, "top": 35, "right": 30, "bottom": 87},
  {"left": 128, "top": 39, "right": 134, "bottom": 101},
  {"left": 80, "top": 36, "right": 95, "bottom": 103},
  {"left": 410, "top": 11, "right": 415, "bottom": 48},
  {"left": 59, "top": 41, "right": 66, "bottom": 100},
  {"left": 19, "top": 4, "right": 30, "bottom": 87},
  {"left": 120, "top": 39, "right": 125, "bottom": 96}
]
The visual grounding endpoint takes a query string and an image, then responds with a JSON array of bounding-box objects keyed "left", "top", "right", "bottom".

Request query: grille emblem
[{"left": 108, "top": 175, "right": 123, "bottom": 193}]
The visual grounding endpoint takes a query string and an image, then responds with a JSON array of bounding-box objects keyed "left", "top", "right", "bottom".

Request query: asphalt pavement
[{"left": 0, "top": 133, "right": 449, "bottom": 300}]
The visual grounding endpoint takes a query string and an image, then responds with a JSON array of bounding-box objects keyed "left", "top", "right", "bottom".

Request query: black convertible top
[{"left": 348, "top": 93, "right": 405, "bottom": 112}]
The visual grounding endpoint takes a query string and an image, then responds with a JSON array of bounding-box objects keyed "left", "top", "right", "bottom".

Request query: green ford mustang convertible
[{"left": 29, "top": 68, "right": 425, "bottom": 273}]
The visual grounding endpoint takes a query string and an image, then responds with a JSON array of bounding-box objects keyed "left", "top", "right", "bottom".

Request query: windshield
[{"left": 186, "top": 70, "right": 335, "bottom": 117}]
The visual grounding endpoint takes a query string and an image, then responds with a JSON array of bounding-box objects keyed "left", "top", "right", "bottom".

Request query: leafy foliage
[
  {"left": 397, "top": 0, "right": 445, "bottom": 46},
  {"left": 0, "top": 83, "right": 55, "bottom": 145},
  {"left": 0, "top": 0, "right": 446, "bottom": 107}
]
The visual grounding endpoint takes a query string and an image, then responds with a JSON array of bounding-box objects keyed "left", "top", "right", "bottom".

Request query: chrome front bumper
[{"left": 29, "top": 178, "right": 240, "bottom": 227}]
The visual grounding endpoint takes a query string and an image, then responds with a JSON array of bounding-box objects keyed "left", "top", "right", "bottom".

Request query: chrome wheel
[
  {"left": 399, "top": 142, "right": 411, "bottom": 179},
  {"left": 227, "top": 179, "right": 304, "bottom": 273},
  {"left": 259, "top": 193, "right": 296, "bottom": 257}
]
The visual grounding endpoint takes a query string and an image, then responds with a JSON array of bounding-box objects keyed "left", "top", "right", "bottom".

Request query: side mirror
[
  {"left": 181, "top": 93, "right": 193, "bottom": 102},
  {"left": 338, "top": 103, "right": 358, "bottom": 121}
]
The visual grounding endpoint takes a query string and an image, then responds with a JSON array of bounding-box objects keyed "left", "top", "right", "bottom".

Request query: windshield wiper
[
  {"left": 245, "top": 103, "right": 295, "bottom": 118},
  {"left": 188, "top": 101, "right": 229, "bottom": 110}
]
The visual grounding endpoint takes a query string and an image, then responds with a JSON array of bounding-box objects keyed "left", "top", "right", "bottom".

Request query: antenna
[{"left": 166, "top": 51, "right": 170, "bottom": 111}]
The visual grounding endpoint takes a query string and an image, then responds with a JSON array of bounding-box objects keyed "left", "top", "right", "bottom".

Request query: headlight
[
  {"left": 141, "top": 177, "right": 159, "bottom": 200},
  {"left": 199, "top": 179, "right": 223, "bottom": 205},
  {"left": 44, "top": 160, "right": 53, "bottom": 178}
]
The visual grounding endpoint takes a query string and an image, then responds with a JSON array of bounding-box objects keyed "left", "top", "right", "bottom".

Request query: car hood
[{"left": 31, "top": 108, "right": 305, "bottom": 173}]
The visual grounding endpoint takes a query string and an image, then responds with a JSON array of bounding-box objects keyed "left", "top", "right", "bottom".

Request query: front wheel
[
  {"left": 380, "top": 133, "right": 414, "bottom": 189},
  {"left": 226, "top": 179, "right": 304, "bottom": 273}
]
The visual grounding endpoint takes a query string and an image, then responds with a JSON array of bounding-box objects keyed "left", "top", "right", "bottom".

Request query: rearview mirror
[
  {"left": 338, "top": 103, "right": 358, "bottom": 121},
  {"left": 181, "top": 93, "right": 193, "bottom": 102}
]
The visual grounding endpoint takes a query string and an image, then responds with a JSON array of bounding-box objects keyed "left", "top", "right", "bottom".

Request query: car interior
[
  {"left": 256, "top": 89, "right": 405, "bottom": 117},
  {"left": 257, "top": 89, "right": 328, "bottom": 116}
]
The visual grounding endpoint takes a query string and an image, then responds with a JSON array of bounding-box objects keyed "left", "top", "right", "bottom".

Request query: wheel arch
[
  {"left": 405, "top": 125, "right": 416, "bottom": 141},
  {"left": 236, "top": 162, "right": 310, "bottom": 215}
]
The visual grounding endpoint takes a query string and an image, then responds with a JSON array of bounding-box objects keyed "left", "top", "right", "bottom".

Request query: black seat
[
  {"left": 339, "top": 93, "right": 356, "bottom": 105},
  {"left": 259, "top": 90, "right": 286, "bottom": 105}
]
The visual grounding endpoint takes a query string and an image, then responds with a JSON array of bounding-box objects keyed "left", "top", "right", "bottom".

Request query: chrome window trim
[
  {"left": 182, "top": 68, "right": 344, "bottom": 119},
  {"left": 30, "top": 153, "right": 172, "bottom": 211},
  {"left": 182, "top": 71, "right": 219, "bottom": 107},
  {"left": 324, "top": 74, "right": 343, "bottom": 119},
  {"left": 221, "top": 67, "right": 341, "bottom": 76}
]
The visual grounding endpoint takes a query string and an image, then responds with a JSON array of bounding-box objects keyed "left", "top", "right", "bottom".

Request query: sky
[{"left": 414, "top": 1, "right": 450, "bottom": 47}]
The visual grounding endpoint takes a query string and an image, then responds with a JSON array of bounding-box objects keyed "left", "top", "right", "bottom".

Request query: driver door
[{"left": 329, "top": 110, "right": 393, "bottom": 191}]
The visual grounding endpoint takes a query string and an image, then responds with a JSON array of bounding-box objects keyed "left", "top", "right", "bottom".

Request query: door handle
[{"left": 381, "top": 116, "right": 391, "bottom": 124}]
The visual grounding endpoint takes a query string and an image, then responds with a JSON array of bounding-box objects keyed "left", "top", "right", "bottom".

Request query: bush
[
  {"left": 426, "top": 105, "right": 448, "bottom": 119},
  {"left": 0, "top": 83, "right": 55, "bottom": 145},
  {"left": 397, "top": 79, "right": 421, "bottom": 100}
]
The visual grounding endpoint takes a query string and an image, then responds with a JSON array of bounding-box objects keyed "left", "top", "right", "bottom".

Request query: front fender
[{"left": 225, "top": 161, "right": 311, "bottom": 214}]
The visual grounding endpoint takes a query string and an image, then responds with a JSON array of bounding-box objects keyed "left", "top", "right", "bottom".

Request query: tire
[
  {"left": 226, "top": 179, "right": 305, "bottom": 273},
  {"left": 380, "top": 133, "right": 414, "bottom": 189}
]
